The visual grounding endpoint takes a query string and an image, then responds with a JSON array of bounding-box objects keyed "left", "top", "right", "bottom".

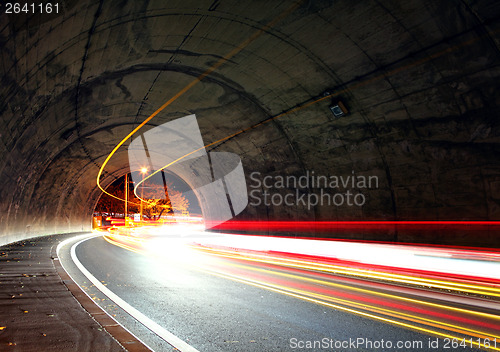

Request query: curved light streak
[
  {"left": 95, "top": 4, "right": 500, "bottom": 207},
  {"left": 96, "top": 0, "right": 304, "bottom": 203},
  {"left": 131, "top": 28, "right": 500, "bottom": 200},
  {"left": 196, "top": 246, "right": 500, "bottom": 297},
  {"left": 102, "top": 228, "right": 500, "bottom": 350},
  {"left": 225, "top": 260, "right": 500, "bottom": 322},
  {"left": 198, "top": 268, "right": 500, "bottom": 351}
]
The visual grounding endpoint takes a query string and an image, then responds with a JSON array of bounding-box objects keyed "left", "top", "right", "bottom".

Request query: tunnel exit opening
[{"left": 93, "top": 170, "right": 202, "bottom": 228}]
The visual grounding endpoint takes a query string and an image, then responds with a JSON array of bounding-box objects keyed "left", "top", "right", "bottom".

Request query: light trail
[
  {"left": 190, "top": 255, "right": 500, "bottom": 350},
  {"left": 89, "top": 6, "right": 500, "bottom": 348},
  {"left": 96, "top": 0, "right": 304, "bottom": 203},
  {"left": 195, "top": 265, "right": 500, "bottom": 351},
  {"left": 193, "top": 246, "right": 500, "bottom": 297},
  {"left": 203, "top": 271, "right": 497, "bottom": 340},
  {"left": 99, "top": 225, "right": 500, "bottom": 351},
  {"left": 215, "top": 263, "right": 500, "bottom": 332},
  {"left": 210, "top": 220, "right": 500, "bottom": 230},
  {"left": 131, "top": 25, "right": 500, "bottom": 199},
  {"left": 59, "top": 236, "right": 201, "bottom": 352},
  {"left": 96, "top": 2, "right": 500, "bottom": 206},
  {"left": 217, "top": 260, "right": 500, "bottom": 323}
]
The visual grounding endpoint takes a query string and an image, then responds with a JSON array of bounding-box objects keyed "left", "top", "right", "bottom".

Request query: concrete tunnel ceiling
[{"left": 1, "top": 0, "right": 500, "bottom": 245}]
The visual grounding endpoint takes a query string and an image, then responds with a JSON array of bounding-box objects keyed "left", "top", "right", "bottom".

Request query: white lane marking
[
  {"left": 70, "top": 236, "right": 201, "bottom": 352},
  {"left": 56, "top": 234, "right": 155, "bottom": 351}
]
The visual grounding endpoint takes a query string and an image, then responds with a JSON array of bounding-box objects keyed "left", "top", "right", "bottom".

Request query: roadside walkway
[{"left": 0, "top": 233, "right": 150, "bottom": 352}]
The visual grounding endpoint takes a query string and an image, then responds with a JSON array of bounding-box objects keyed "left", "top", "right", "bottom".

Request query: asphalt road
[{"left": 60, "top": 234, "right": 487, "bottom": 352}]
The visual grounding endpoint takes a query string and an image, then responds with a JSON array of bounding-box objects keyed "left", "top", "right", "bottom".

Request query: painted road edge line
[
  {"left": 56, "top": 234, "right": 154, "bottom": 351},
  {"left": 69, "top": 236, "right": 201, "bottom": 352}
]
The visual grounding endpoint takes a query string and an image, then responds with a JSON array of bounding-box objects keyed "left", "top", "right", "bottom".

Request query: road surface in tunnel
[{"left": 56, "top": 231, "right": 500, "bottom": 352}]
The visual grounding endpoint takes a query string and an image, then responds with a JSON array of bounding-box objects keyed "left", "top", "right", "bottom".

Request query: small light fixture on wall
[{"left": 329, "top": 100, "right": 348, "bottom": 118}]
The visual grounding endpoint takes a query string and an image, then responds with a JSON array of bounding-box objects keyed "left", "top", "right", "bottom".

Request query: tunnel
[
  {"left": 1, "top": 0, "right": 500, "bottom": 247},
  {"left": 2, "top": 2, "right": 500, "bottom": 351}
]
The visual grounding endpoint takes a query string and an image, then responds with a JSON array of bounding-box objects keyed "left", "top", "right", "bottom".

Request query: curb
[{"left": 51, "top": 241, "right": 153, "bottom": 352}]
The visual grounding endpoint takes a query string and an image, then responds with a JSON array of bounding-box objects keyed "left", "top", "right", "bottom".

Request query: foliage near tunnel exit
[{"left": 94, "top": 174, "right": 189, "bottom": 219}]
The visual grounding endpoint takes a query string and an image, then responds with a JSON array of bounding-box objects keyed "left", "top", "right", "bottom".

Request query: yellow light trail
[
  {"left": 224, "top": 260, "right": 500, "bottom": 322},
  {"left": 101, "top": 232, "right": 500, "bottom": 351},
  {"left": 241, "top": 276, "right": 495, "bottom": 341},
  {"left": 196, "top": 267, "right": 500, "bottom": 351},
  {"left": 194, "top": 246, "right": 500, "bottom": 297},
  {"left": 212, "top": 261, "right": 500, "bottom": 341},
  {"left": 103, "top": 233, "right": 146, "bottom": 256},
  {"left": 96, "top": 0, "right": 304, "bottom": 203},
  {"left": 197, "top": 253, "right": 500, "bottom": 340},
  {"left": 95, "top": 2, "right": 500, "bottom": 206},
  {"left": 131, "top": 26, "right": 500, "bottom": 199}
]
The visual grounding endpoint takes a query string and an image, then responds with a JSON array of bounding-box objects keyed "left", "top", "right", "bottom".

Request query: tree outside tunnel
[
  {"left": 94, "top": 174, "right": 190, "bottom": 220},
  {"left": 141, "top": 182, "right": 190, "bottom": 220}
]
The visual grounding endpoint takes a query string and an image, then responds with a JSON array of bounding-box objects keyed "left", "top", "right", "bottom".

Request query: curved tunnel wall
[{"left": 1, "top": 0, "right": 500, "bottom": 246}]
